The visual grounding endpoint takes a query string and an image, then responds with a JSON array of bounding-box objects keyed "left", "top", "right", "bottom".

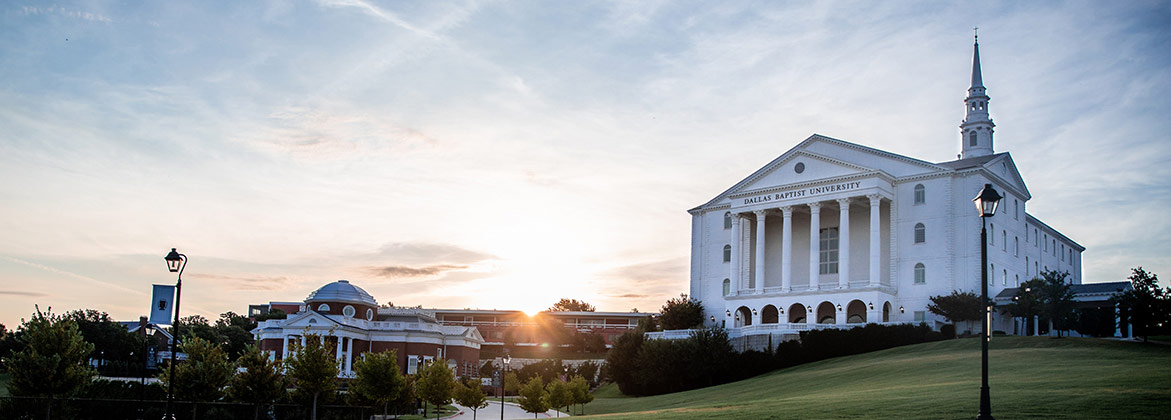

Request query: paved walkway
[{"left": 448, "top": 401, "right": 568, "bottom": 419}]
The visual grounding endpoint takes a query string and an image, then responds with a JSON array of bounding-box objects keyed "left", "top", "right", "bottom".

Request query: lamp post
[
  {"left": 162, "top": 248, "right": 186, "bottom": 420},
  {"left": 500, "top": 353, "right": 511, "bottom": 420},
  {"left": 973, "top": 184, "right": 1001, "bottom": 420}
]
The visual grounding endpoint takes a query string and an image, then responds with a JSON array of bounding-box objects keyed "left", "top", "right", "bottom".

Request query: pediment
[
  {"left": 983, "top": 154, "right": 1031, "bottom": 199},
  {"left": 280, "top": 310, "right": 339, "bottom": 329},
  {"left": 734, "top": 151, "right": 873, "bottom": 194}
]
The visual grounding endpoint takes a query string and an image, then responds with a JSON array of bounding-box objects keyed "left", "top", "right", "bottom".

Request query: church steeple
[{"left": 960, "top": 29, "right": 995, "bottom": 159}]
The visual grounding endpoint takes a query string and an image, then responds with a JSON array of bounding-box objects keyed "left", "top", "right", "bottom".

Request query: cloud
[
  {"left": 602, "top": 258, "right": 688, "bottom": 284},
  {"left": 0, "top": 290, "right": 48, "bottom": 298},
  {"left": 372, "top": 242, "right": 497, "bottom": 265},
  {"left": 20, "top": 6, "right": 112, "bottom": 22},
  {"left": 186, "top": 274, "right": 293, "bottom": 291},
  {"left": 606, "top": 293, "right": 652, "bottom": 299},
  {"left": 365, "top": 264, "right": 467, "bottom": 279}
]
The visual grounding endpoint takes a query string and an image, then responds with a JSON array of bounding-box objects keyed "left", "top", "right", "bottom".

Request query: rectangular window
[
  {"left": 914, "top": 311, "right": 926, "bottom": 322},
  {"left": 407, "top": 356, "right": 418, "bottom": 375},
  {"left": 819, "top": 227, "right": 839, "bottom": 275}
]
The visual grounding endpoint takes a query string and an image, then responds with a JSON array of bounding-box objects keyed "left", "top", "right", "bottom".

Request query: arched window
[
  {"left": 722, "top": 279, "right": 731, "bottom": 296},
  {"left": 914, "top": 223, "right": 925, "bottom": 243},
  {"left": 914, "top": 263, "right": 926, "bottom": 284},
  {"left": 1014, "top": 237, "right": 1019, "bottom": 257},
  {"left": 1026, "top": 257, "right": 1030, "bottom": 275},
  {"left": 1015, "top": 274, "right": 1019, "bottom": 286},
  {"left": 990, "top": 223, "right": 995, "bottom": 245},
  {"left": 1003, "top": 269, "right": 1007, "bottom": 286},
  {"left": 1002, "top": 231, "right": 1007, "bottom": 251},
  {"left": 913, "top": 184, "right": 925, "bottom": 204},
  {"left": 969, "top": 131, "right": 977, "bottom": 147},
  {"left": 723, "top": 212, "right": 732, "bottom": 229},
  {"left": 723, "top": 245, "right": 731, "bottom": 262},
  {"left": 317, "top": 304, "right": 330, "bottom": 312},
  {"left": 990, "top": 264, "right": 995, "bottom": 285}
]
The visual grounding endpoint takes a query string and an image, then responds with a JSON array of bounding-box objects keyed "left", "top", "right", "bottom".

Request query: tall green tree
[
  {"left": 158, "top": 336, "right": 234, "bottom": 403},
  {"left": 503, "top": 371, "right": 521, "bottom": 396},
  {"left": 926, "top": 290, "right": 983, "bottom": 334},
  {"left": 516, "top": 377, "right": 549, "bottom": 418},
  {"left": 416, "top": 358, "right": 456, "bottom": 419},
  {"left": 1038, "top": 270, "right": 1078, "bottom": 337},
  {"left": 64, "top": 309, "right": 141, "bottom": 365},
  {"left": 1113, "top": 267, "right": 1169, "bottom": 342},
  {"left": 604, "top": 331, "right": 646, "bottom": 395},
  {"left": 545, "top": 378, "right": 572, "bottom": 417},
  {"left": 284, "top": 331, "right": 339, "bottom": 420},
  {"left": 214, "top": 311, "right": 256, "bottom": 359},
  {"left": 568, "top": 375, "right": 593, "bottom": 415},
  {"left": 7, "top": 306, "right": 95, "bottom": 419},
  {"left": 350, "top": 350, "right": 406, "bottom": 417},
  {"left": 227, "top": 345, "right": 287, "bottom": 420},
  {"left": 547, "top": 299, "right": 596, "bottom": 312},
  {"left": 452, "top": 379, "right": 488, "bottom": 420},
  {"left": 658, "top": 294, "right": 705, "bottom": 330}
]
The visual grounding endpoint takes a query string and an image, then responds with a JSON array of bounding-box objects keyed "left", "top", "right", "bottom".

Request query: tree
[
  {"left": 1114, "top": 267, "right": 1170, "bottom": 342},
  {"left": 926, "top": 291, "right": 983, "bottom": 334},
  {"left": 284, "top": 331, "right": 339, "bottom": 420},
  {"left": 516, "top": 377, "right": 549, "bottom": 418},
  {"left": 1005, "top": 278, "right": 1045, "bottom": 335},
  {"left": 228, "top": 345, "right": 287, "bottom": 420},
  {"left": 416, "top": 357, "right": 456, "bottom": 419},
  {"left": 177, "top": 314, "right": 218, "bottom": 344},
  {"left": 350, "top": 350, "right": 406, "bottom": 417},
  {"left": 604, "top": 330, "right": 645, "bottom": 395},
  {"left": 215, "top": 311, "right": 257, "bottom": 359},
  {"left": 548, "top": 298, "right": 596, "bottom": 312},
  {"left": 1038, "top": 270, "right": 1078, "bottom": 337},
  {"left": 658, "top": 294, "right": 705, "bottom": 330},
  {"left": 7, "top": 306, "right": 95, "bottom": 419},
  {"left": 64, "top": 309, "right": 141, "bottom": 367},
  {"left": 158, "top": 336, "right": 234, "bottom": 404},
  {"left": 568, "top": 375, "right": 593, "bottom": 415},
  {"left": 504, "top": 371, "right": 521, "bottom": 396},
  {"left": 545, "top": 378, "right": 572, "bottom": 417},
  {"left": 452, "top": 379, "right": 489, "bottom": 420}
]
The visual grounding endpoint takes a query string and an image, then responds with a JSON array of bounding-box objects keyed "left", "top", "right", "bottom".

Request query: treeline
[{"left": 605, "top": 323, "right": 942, "bottom": 397}]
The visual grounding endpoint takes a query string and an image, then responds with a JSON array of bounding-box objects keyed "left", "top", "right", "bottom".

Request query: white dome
[{"left": 305, "top": 280, "right": 378, "bottom": 307}]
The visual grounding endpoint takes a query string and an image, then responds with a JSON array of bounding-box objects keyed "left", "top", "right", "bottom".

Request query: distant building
[
  {"left": 250, "top": 280, "right": 484, "bottom": 377},
  {"left": 432, "top": 309, "right": 647, "bottom": 350}
]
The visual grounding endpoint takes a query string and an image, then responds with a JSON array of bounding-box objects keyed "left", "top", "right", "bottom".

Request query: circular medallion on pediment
[{"left": 794, "top": 162, "right": 805, "bottom": 174}]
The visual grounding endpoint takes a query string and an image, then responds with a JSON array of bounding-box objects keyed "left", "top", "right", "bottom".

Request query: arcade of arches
[{"left": 732, "top": 300, "right": 893, "bottom": 327}]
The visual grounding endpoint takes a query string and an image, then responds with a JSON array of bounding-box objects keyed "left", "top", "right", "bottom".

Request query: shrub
[{"left": 941, "top": 324, "right": 956, "bottom": 339}]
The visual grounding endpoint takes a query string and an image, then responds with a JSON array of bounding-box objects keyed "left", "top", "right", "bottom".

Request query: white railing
[
  {"left": 645, "top": 322, "right": 909, "bottom": 340},
  {"left": 644, "top": 329, "right": 699, "bottom": 340}
]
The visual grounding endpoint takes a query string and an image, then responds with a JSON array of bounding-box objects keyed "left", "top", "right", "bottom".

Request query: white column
[
  {"left": 837, "top": 303, "right": 846, "bottom": 325},
  {"left": 781, "top": 206, "right": 793, "bottom": 292},
  {"left": 808, "top": 202, "right": 821, "bottom": 291},
  {"left": 837, "top": 198, "right": 851, "bottom": 289},
  {"left": 754, "top": 210, "right": 768, "bottom": 294},
  {"left": 345, "top": 337, "right": 353, "bottom": 374},
  {"left": 335, "top": 336, "right": 343, "bottom": 361},
  {"left": 300, "top": 335, "right": 306, "bottom": 349},
  {"left": 868, "top": 194, "right": 882, "bottom": 286},
  {"left": 730, "top": 214, "right": 741, "bottom": 294},
  {"left": 282, "top": 335, "right": 290, "bottom": 360}
]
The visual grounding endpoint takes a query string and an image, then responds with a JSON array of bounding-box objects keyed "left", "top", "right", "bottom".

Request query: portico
[{"left": 725, "top": 176, "right": 892, "bottom": 298}]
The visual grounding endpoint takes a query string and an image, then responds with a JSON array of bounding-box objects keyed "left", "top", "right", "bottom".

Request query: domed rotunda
[{"left": 305, "top": 280, "right": 379, "bottom": 321}]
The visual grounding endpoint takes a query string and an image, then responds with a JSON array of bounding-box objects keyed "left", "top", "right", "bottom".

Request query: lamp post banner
[{"left": 149, "top": 284, "right": 176, "bottom": 325}]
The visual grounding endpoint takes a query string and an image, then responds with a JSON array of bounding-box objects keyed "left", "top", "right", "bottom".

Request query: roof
[
  {"left": 305, "top": 280, "right": 378, "bottom": 307},
  {"left": 935, "top": 153, "right": 1006, "bottom": 170},
  {"left": 994, "top": 281, "right": 1133, "bottom": 300}
]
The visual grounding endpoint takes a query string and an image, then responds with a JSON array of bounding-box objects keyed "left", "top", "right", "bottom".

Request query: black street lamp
[
  {"left": 162, "top": 248, "right": 186, "bottom": 420},
  {"left": 973, "top": 184, "right": 1001, "bottom": 420},
  {"left": 500, "top": 353, "right": 511, "bottom": 420}
]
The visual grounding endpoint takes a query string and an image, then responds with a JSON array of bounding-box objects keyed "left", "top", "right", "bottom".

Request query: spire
[
  {"left": 971, "top": 29, "right": 983, "bottom": 88},
  {"left": 960, "top": 28, "right": 995, "bottom": 159}
]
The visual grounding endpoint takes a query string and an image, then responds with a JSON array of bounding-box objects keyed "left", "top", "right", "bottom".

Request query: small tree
[
  {"left": 568, "top": 375, "right": 593, "bottom": 415},
  {"left": 1113, "top": 267, "right": 1169, "bottom": 342},
  {"left": 517, "top": 377, "right": 549, "bottom": 418},
  {"left": 658, "top": 294, "right": 705, "bottom": 330},
  {"left": 416, "top": 358, "right": 456, "bottom": 419},
  {"left": 7, "top": 306, "right": 95, "bottom": 419},
  {"left": 926, "top": 291, "right": 983, "bottom": 334},
  {"left": 158, "top": 336, "right": 234, "bottom": 406},
  {"left": 1005, "top": 278, "right": 1045, "bottom": 335},
  {"left": 349, "top": 350, "right": 406, "bottom": 417},
  {"left": 228, "top": 345, "right": 287, "bottom": 420},
  {"left": 452, "top": 380, "right": 489, "bottom": 420},
  {"left": 284, "top": 331, "right": 338, "bottom": 420},
  {"left": 545, "top": 378, "right": 572, "bottom": 417},
  {"left": 504, "top": 371, "right": 521, "bottom": 396},
  {"left": 1038, "top": 270, "right": 1078, "bottom": 337},
  {"left": 548, "top": 298, "right": 596, "bottom": 312}
]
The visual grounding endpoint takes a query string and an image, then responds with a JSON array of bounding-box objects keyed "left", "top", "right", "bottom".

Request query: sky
[{"left": 1, "top": 1, "right": 1169, "bottom": 328}]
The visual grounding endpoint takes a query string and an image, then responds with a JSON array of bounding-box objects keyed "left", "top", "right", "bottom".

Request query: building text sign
[{"left": 741, "top": 181, "right": 862, "bottom": 205}]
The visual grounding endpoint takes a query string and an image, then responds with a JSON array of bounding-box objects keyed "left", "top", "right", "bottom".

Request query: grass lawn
[
  {"left": 0, "top": 372, "right": 9, "bottom": 397},
  {"left": 396, "top": 404, "right": 457, "bottom": 420},
  {"left": 583, "top": 336, "right": 1171, "bottom": 419}
]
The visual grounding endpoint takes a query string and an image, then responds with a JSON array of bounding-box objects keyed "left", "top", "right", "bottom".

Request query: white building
[{"left": 687, "top": 38, "right": 1084, "bottom": 336}]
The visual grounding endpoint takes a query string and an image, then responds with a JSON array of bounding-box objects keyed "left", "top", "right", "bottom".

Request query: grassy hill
[{"left": 582, "top": 336, "right": 1171, "bottom": 419}]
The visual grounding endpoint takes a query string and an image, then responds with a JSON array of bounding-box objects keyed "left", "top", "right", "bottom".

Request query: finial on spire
[{"left": 973, "top": 26, "right": 979, "bottom": 43}]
